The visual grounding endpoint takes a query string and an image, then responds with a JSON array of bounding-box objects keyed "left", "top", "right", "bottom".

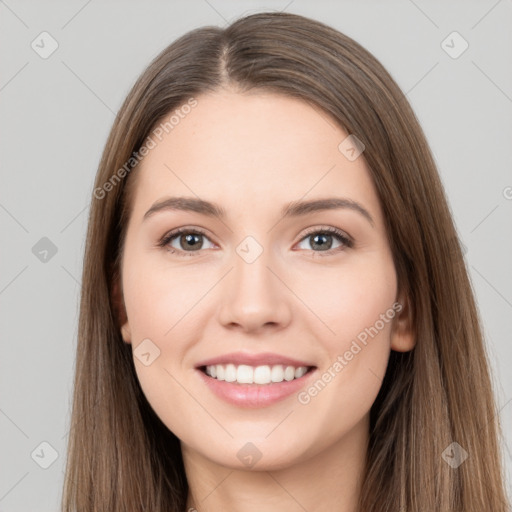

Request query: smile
[
  {"left": 203, "top": 364, "right": 310, "bottom": 384},
  {"left": 195, "top": 352, "right": 317, "bottom": 408}
]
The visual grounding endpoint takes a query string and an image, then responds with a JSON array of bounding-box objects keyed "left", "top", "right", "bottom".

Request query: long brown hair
[{"left": 62, "top": 11, "right": 510, "bottom": 511}]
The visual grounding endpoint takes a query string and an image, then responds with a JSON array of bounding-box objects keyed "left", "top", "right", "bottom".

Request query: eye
[
  {"left": 158, "top": 227, "right": 215, "bottom": 256},
  {"left": 158, "top": 226, "right": 353, "bottom": 257},
  {"left": 295, "top": 226, "right": 353, "bottom": 255}
]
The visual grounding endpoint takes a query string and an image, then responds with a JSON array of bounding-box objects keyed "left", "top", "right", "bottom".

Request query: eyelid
[{"left": 299, "top": 225, "right": 352, "bottom": 243}]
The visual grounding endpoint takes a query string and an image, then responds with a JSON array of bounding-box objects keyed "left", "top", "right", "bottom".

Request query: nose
[{"left": 217, "top": 248, "right": 292, "bottom": 334}]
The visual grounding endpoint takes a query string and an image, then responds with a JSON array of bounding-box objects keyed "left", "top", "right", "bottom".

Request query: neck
[{"left": 183, "top": 414, "right": 368, "bottom": 512}]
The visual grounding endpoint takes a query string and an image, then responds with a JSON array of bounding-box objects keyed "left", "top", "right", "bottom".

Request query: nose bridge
[
  {"left": 217, "top": 236, "right": 292, "bottom": 331},
  {"left": 234, "top": 245, "right": 274, "bottom": 293},
  {"left": 232, "top": 237, "right": 280, "bottom": 305}
]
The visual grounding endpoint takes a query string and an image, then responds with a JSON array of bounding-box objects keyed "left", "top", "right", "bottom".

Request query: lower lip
[{"left": 196, "top": 368, "right": 316, "bottom": 408}]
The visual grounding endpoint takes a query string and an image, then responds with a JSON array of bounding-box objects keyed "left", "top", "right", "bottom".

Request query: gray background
[{"left": 1, "top": 0, "right": 511, "bottom": 510}]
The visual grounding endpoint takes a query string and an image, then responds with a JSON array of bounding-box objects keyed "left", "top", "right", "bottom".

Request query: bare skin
[{"left": 118, "top": 89, "right": 414, "bottom": 511}]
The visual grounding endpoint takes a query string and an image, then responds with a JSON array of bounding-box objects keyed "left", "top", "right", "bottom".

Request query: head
[{"left": 62, "top": 11, "right": 509, "bottom": 512}]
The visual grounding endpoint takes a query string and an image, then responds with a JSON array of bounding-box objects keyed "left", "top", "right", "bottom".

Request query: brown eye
[
  {"left": 175, "top": 232, "right": 203, "bottom": 251},
  {"left": 296, "top": 227, "right": 353, "bottom": 255},
  {"left": 159, "top": 228, "right": 215, "bottom": 256},
  {"left": 158, "top": 226, "right": 352, "bottom": 258}
]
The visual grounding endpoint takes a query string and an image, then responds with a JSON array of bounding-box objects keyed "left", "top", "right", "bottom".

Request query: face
[{"left": 118, "top": 89, "right": 413, "bottom": 471}]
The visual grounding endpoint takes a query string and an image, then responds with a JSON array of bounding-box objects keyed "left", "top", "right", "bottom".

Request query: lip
[
  {"left": 195, "top": 351, "right": 314, "bottom": 368},
  {"left": 195, "top": 353, "right": 317, "bottom": 408}
]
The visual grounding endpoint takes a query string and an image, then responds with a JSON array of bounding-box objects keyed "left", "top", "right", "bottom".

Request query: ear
[
  {"left": 390, "top": 289, "right": 415, "bottom": 353},
  {"left": 112, "top": 278, "right": 132, "bottom": 344}
]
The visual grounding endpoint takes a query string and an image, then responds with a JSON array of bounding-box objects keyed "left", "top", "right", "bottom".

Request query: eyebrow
[{"left": 143, "top": 196, "right": 374, "bottom": 227}]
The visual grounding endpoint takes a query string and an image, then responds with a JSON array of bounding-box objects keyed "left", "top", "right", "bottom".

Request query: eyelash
[{"left": 157, "top": 226, "right": 353, "bottom": 258}]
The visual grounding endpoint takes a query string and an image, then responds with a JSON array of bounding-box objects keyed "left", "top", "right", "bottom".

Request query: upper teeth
[{"left": 205, "top": 364, "right": 308, "bottom": 384}]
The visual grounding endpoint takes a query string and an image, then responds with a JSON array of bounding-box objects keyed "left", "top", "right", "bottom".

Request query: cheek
[
  {"left": 122, "top": 248, "right": 208, "bottom": 342},
  {"left": 291, "top": 253, "right": 397, "bottom": 349},
  {"left": 120, "top": 251, "right": 210, "bottom": 416},
  {"left": 291, "top": 254, "right": 397, "bottom": 415}
]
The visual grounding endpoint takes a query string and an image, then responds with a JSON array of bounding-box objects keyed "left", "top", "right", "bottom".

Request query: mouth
[
  {"left": 198, "top": 363, "right": 316, "bottom": 385},
  {"left": 194, "top": 353, "right": 318, "bottom": 408}
]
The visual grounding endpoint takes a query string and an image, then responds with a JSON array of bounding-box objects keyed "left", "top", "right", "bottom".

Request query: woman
[{"left": 62, "top": 11, "right": 510, "bottom": 512}]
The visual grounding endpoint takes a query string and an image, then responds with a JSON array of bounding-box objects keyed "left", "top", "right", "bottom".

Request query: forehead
[{"left": 130, "top": 90, "right": 381, "bottom": 225}]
